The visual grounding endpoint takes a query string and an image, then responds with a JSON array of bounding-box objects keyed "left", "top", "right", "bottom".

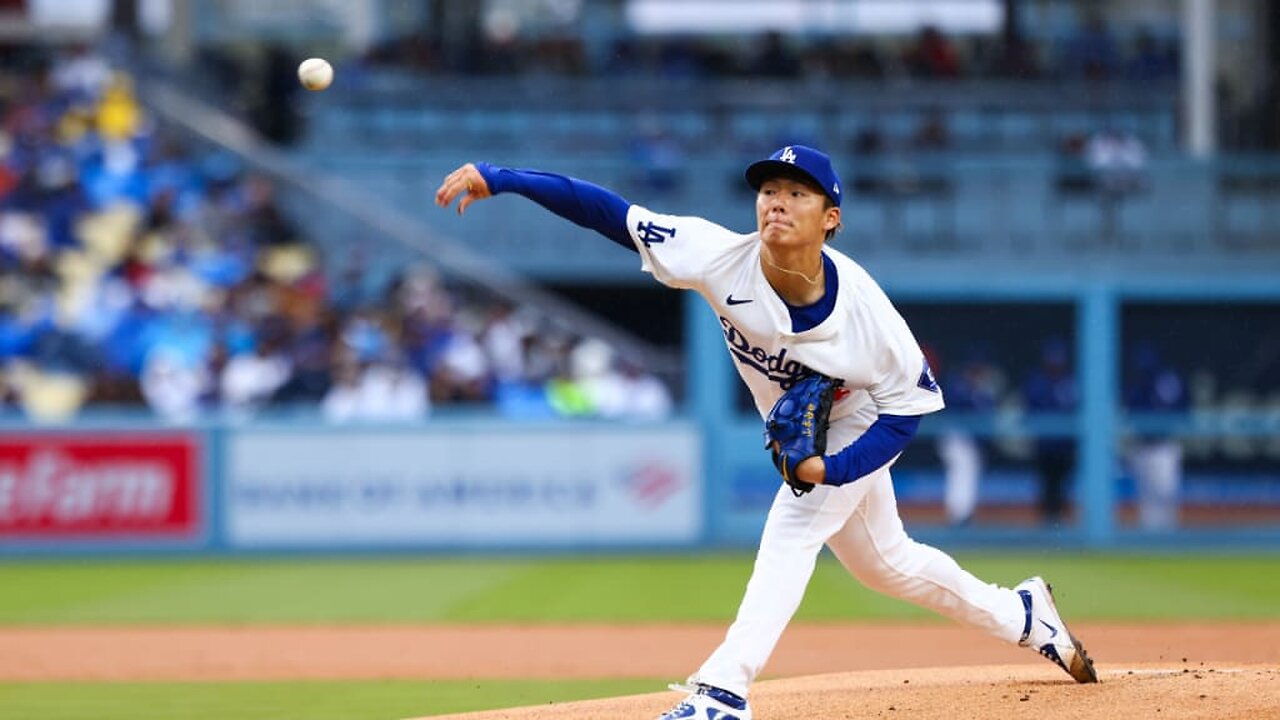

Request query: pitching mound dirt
[{"left": 419, "top": 664, "right": 1280, "bottom": 720}]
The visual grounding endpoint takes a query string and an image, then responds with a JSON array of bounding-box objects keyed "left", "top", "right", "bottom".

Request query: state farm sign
[{"left": 0, "top": 435, "right": 201, "bottom": 537}]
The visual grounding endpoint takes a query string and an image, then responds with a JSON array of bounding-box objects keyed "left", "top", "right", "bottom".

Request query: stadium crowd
[
  {"left": 361, "top": 16, "right": 1179, "bottom": 83},
  {"left": 0, "top": 47, "right": 671, "bottom": 424}
]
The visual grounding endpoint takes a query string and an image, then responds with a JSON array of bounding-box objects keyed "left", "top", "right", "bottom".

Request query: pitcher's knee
[{"left": 841, "top": 537, "right": 926, "bottom": 594}]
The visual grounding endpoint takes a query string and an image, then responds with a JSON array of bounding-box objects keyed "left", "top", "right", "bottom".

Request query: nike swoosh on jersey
[
  {"left": 725, "top": 295, "right": 753, "bottom": 306},
  {"left": 1040, "top": 619, "right": 1058, "bottom": 638}
]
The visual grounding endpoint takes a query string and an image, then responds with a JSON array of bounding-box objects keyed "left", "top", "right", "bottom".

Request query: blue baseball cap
[{"left": 745, "top": 145, "right": 843, "bottom": 207}]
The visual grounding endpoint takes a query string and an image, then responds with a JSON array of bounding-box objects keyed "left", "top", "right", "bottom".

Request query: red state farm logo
[{"left": 0, "top": 437, "right": 199, "bottom": 536}]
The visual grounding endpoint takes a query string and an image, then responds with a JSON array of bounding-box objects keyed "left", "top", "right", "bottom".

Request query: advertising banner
[
  {"left": 0, "top": 434, "right": 201, "bottom": 538},
  {"left": 226, "top": 426, "right": 702, "bottom": 548}
]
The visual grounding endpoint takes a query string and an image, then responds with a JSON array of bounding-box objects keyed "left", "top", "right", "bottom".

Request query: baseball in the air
[{"left": 298, "top": 58, "right": 333, "bottom": 91}]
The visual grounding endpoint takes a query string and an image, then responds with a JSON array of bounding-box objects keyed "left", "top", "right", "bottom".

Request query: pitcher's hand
[{"left": 435, "top": 163, "right": 491, "bottom": 215}]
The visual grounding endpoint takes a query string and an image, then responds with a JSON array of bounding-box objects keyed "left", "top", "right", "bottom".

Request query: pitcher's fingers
[
  {"left": 438, "top": 166, "right": 469, "bottom": 203},
  {"left": 457, "top": 192, "right": 478, "bottom": 216},
  {"left": 435, "top": 176, "right": 463, "bottom": 207}
]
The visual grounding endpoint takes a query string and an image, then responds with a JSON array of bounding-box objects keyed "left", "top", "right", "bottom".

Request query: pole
[{"left": 1183, "top": 0, "right": 1216, "bottom": 156}]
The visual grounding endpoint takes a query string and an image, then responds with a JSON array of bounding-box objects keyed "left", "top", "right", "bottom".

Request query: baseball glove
[{"left": 764, "top": 373, "right": 841, "bottom": 497}]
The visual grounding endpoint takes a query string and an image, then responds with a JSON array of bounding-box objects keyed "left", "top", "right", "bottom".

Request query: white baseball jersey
[
  {"left": 626, "top": 205, "right": 945, "bottom": 446},
  {"left": 621, "top": 204, "right": 1047, "bottom": 700},
  {"left": 625, "top": 204, "right": 1034, "bottom": 697}
]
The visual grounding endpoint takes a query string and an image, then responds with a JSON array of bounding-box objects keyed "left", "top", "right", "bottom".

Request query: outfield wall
[
  {"left": 1, "top": 411, "right": 1278, "bottom": 556},
  {"left": 0, "top": 423, "right": 702, "bottom": 555}
]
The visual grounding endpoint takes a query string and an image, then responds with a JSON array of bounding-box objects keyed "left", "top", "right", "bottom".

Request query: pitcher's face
[{"left": 756, "top": 176, "right": 840, "bottom": 248}]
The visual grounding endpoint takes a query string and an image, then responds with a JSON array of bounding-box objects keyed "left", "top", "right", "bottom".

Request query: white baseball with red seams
[{"left": 297, "top": 58, "right": 333, "bottom": 91}]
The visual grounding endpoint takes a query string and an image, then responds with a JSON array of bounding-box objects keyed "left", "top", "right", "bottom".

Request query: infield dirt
[{"left": 1, "top": 621, "right": 1276, "bottom": 718}]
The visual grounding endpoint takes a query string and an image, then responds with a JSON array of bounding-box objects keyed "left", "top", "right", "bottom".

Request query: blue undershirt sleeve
[
  {"left": 476, "top": 162, "right": 635, "bottom": 252},
  {"left": 821, "top": 414, "right": 922, "bottom": 486}
]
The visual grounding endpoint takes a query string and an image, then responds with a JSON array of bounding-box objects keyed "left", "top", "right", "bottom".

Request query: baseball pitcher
[{"left": 435, "top": 145, "right": 1097, "bottom": 720}]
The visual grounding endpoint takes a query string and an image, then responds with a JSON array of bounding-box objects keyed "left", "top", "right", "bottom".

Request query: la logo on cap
[{"left": 780, "top": 146, "right": 797, "bottom": 163}]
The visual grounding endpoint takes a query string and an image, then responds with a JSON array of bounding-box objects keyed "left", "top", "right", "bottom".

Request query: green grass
[
  {"left": 0, "top": 553, "right": 1278, "bottom": 625},
  {"left": 0, "top": 678, "right": 662, "bottom": 720},
  {"left": 2, "top": 553, "right": 1277, "bottom": 719}
]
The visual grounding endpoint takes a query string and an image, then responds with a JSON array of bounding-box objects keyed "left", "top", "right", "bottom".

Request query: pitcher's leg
[
  {"left": 825, "top": 470, "right": 1025, "bottom": 643},
  {"left": 692, "top": 483, "right": 869, "bottom": 697}
]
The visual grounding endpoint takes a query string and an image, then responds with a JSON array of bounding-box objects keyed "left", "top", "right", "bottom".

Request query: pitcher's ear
[{"left": 825, "top": 206, "right": 841, "bottom": 232}]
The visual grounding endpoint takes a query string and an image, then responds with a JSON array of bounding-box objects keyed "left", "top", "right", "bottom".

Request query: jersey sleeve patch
[
  {"left": 627, "top": 205, "right": 747, "bottom": 292},
  {"left": 635, "top": 219, "right": 677, "bottom": 247},
  {"left": 917, "top": 357, "right": 940, "bottom": 393}
]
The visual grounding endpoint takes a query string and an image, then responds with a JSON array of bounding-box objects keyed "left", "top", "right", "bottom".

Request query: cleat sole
[{"left": 1045, "top": 582, "right": 1099, "bottom": 684}]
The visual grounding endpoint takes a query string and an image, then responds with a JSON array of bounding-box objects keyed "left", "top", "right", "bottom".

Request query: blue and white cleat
[
  {"left": 1016, "top": 576, "right": 1098, "bottom": 683},
  {"left": 656, "top": 682, "right": 752, "bottom": 720}
]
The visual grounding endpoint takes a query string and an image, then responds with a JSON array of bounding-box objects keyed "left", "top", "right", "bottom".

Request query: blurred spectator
[
  {"left": 322, "top": 353, "right": 429, "bottom": 423},
  {"left": 630, "top": 119, "right": 686, "bottom": 195},
  {"left": 1054, "top": 133, "right": 1094, "bottom": 193},
  {"left": 1022, "top": 338, "right": 1078, "bottom": 526},
  {"left": 96, "top": 72, "right": 143, "bottom": 141},
  {"left": 570, "top": 337, "right": 617, "bottom": 415},
  {"left": 321, "top": 355, "right": 362, "bottom": 420},
  {"left": 9, "top": 360, "right": 88, "bottom": 422},
  {"left": 934, "top": 349, "right": 1002, "bottom": 527},
  {"left": 198, "top": 341, "right": 229, "bottom": 409},
  {"left": 1085, "top": 128, "right": 1148, "bottom": 195},
  {"left": 912, "top": 109, "right": 951, "bottom": 152},
  {"left": 108, "top": 0, "right": 143, "bottom": 51},
  {"left": 832, "top": 42, "right": 886, "bottom": 79},
  {"left": 904, "top": 26, "right": 961, "bottom": 78},
  {"left": 51, "top": 44, "right": 111, "bottom": 101},
  {"left": 1063, "top": 12, "right": 1119, "bottom": 81},
  {"left": 479, "top": 8, "right": 524, "bottom": 75},
  {"left": 362, "top": 31, "right": 441, "bottom": 72},
  {"left": 240, "top": 174, "right": 301, "bottom": 247},
  {"left": 1126, "top": 29, "right": 1178, "bottom": 82},
  {"left": 615, "top": 359, "right": 674, "bottom": 420},
  {"left": 748, "top": 32, "right": 801, "bottom": 77},
  {"left": 141, "top": 346, "right": 208, "bottom": 423},
  {"left": 546, "top": 336, "right": 593, "bottom": 417},
  {"left": 273, "top": 314, "right": 337, "bottom": 404},
  {"left": 479, "top": 301, "right": 529, "bottom": 383},
  {"left": 0, "top": 363, "right": 17, "bottom": 410},
  {"left": 494, "top": 333, "right": 560, "bottom": 419},
  {"left": 531, "top": 36, "right": 587, "bottom": 76},
  {"left": 852, "top": 124, "right": 885, "bottom": 156},
  {"left": 220, "top": 336, "right": 292, "bottom": 415},
  {"left": 849, "top": 123, "right": 886, "bottom": 194},
  {"left": 997, "top": 34, "right": 1040, "bottom": 79},
  {"left": 431, "top": 319, "right": 492, "bottom": 405},
  {"left": 571, "top": 338, "right": 673, "bottom": 421},
  {"left": 1084, "top": 127, "right": 1148, "bottom": 244},
  {"left": 1124, "top": 342, "right": 1188, "bottom": 531}
]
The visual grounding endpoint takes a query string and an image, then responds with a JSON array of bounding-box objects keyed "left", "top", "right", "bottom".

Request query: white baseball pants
[{"left": 691, "top": 465, "right": 1027, "bottom": 699}]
